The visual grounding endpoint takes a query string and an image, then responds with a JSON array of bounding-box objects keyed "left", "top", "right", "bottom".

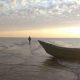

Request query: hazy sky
[{"left": 0, "top": 0, "right": 80, "bottom": 37}]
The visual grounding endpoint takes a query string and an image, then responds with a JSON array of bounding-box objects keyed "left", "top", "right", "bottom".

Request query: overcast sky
[{"left": 0, "top": 0, "right": 80, "bottom": 31}]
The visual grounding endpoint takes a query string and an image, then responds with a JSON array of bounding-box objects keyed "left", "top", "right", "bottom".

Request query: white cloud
[
  {"left": 0, "top": 0, "right": 80, "bottom": 30},
  {"left": 0, "top": 0, "right": 80, "bottom": 17},
  {"left": 0, "top": 0, "right": 78, "bottom": 14}
]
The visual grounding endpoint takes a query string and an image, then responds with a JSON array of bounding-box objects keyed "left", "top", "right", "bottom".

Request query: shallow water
[{"left": 0, "top": 38, "right": 80, "bottom": 80}]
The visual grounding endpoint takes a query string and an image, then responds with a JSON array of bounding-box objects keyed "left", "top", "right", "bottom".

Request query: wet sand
[{"left": 0, "top": 40, "right": 79, "bottom": 80}]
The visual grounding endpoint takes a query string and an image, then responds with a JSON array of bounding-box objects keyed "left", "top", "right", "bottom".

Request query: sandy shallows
[{"left": 0, "top": 41, "right": 77, "bottom": 80}]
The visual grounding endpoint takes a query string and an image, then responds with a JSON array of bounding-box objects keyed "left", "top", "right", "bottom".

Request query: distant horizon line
[{"left": 0, "top": 37, "right": 80, "bottom": 39}]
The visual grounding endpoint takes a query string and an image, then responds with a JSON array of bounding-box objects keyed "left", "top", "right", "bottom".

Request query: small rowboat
[{"left": 38, "top": 40, "right": 80, "bottom": 60}]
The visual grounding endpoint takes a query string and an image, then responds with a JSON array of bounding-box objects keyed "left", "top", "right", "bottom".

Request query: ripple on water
[{"left": 0, "top": 52, "right": 25, "bottom": 64}]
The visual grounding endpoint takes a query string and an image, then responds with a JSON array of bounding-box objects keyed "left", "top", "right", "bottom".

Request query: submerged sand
[{"left": 0, "top": 40, "right": 79, "bottom": 80}]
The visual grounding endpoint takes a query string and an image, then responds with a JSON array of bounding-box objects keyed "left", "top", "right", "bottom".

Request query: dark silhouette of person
[{"left": 28, "top": 36, "right": 31, "bottom": 45}]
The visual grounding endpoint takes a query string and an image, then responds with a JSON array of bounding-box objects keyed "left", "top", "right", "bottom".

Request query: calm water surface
[{"left": 0, "top": 37, "right": 80, "bottom": 80}]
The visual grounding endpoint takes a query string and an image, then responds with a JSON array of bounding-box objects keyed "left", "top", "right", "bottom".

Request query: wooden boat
[{"left": 38, "top": 40, "right": 80, "bottom": 60}]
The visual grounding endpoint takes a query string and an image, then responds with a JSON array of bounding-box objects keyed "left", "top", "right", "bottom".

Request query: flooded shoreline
[{"left": 0, "top": 38, "right": 80, "bottom": 80}]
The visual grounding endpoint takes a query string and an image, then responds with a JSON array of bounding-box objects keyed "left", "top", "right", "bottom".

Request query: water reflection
[
  {"left": 43, "top": 57, "right": 80, "bottom": 71},
  {"left": 43, "top": 57, "right": 64, "bottom": 68},
  {"left": 43, "top": 57, "right": 80, "bottom": 80}
]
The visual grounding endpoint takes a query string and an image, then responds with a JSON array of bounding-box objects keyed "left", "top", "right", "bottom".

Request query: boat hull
[{"left": 38, "top": 40, "right": 80, "bottom": 60}]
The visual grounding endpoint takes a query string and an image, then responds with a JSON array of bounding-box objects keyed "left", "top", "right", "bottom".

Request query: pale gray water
[{"left": 0, "top": 38, "right": 80, "bottom": 80}]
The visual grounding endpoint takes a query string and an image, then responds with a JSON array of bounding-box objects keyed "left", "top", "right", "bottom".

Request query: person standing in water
[{"left": 28, "top": 36, "right": 31, "bottom": 45}]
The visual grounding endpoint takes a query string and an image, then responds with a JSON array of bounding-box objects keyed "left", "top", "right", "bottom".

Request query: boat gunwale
[{"left": 38, "top": 40, "right": 80, "bottom": 50}]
